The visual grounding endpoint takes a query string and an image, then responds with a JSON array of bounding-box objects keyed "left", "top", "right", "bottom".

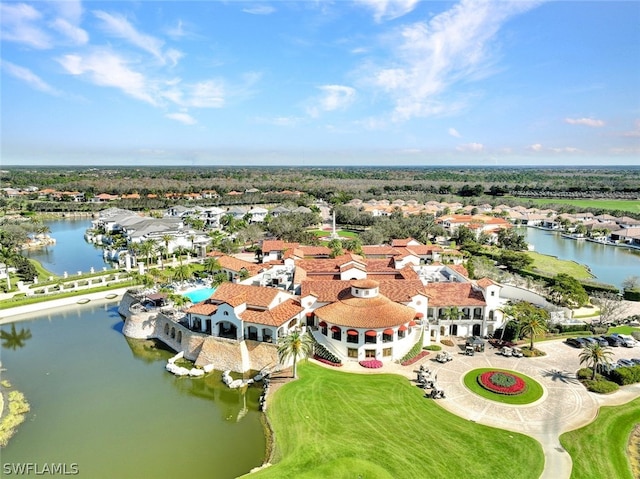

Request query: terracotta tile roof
[
  {"left": 391, "top": 238, "right": 417, "bottom": 247},
  {"left": 405, "top": 245, "right": 443, "bottom": 255},
  {"left": 298, "top": 246, "right": 331, "bottom": 257},
  {"left": 215, "top": 255, "right": 263, "bottom": 275},
  {"left": 314, "top": 291, "right": 417, "bottom": 328},
  {"left": 361, "top": 245, "right": 400, "bottom": 257},
  {"left": 426, "top": 283, "right": 486, "bottom": 307},
  {"left": 301, "top": 279, "right": 426, "bottom": 303},
  {"left": 185, "top": 303, "right": 218, "bottom": 315},
  {"left": 448, "top": 264, "right": 469, "bottom": 277},
  {"left": 477, "top": 277, "right": 496, "bottom": 289},
  {"left": 241, "top": 299, "right": 303, "bottom": 327},
  {"left": 261, "top": 240, "right": 299, "bottom": 253},
  {"left": 209, "top": 282, "right": 280, "bottom": 308}
]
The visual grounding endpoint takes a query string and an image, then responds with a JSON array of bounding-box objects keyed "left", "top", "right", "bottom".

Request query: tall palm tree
[
  {"left": 161, "top": 234, "right": 173, "bottom": 261},
  {"left": 277, "top": 330, "right": 314, "bottom": 379},
  {"left": 203, "top": 257, "right": 222, "bottom": 276},
  {"left": 579, "top": 343, "right": 614, "bottom": 380},
  {"left": 172, "top": 264, "right": 192, "bottom": 283},
  {"left": 442, "top": 306, "right": 460, "bottom": 321},
  {"left": 139, "top": 239, "right": 158, "bottom": 266},
  {"left": 519, "top": 308, "right": 549, "bottom": 350}
]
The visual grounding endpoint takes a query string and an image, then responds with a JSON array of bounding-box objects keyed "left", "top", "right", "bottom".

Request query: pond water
[
  {"left": 0, "top": 303, "right": 266, "bottom": 478},
  {"left": 522, "top": 227, "right": 640, "bottom": 290},
  {"left": 21, "top": 219, "right": 113, "bottom": 276}
]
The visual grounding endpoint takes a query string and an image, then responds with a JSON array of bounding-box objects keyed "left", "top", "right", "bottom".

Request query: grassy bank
[
  {"left": 527, "top": 198, "right": 640, "bottom": 214},
  {"left": 251, "top": 362, "right": 544, "bottom": 479},
  {"left": 525, "top": 251, "right": 594, "bottom": 280},
  {"left": 560, "top": 397, "right": 640, "bottom": 479}
]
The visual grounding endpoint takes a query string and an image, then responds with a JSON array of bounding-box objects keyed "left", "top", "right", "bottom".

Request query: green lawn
[
  {"left": 251, "top": 362, "right": 544, "bottom": 479},
  {"left": 525, "top": 251, "right": 594, "bottom": 280},
  {"left": 560, "top": 397, "right": 640, "bottom": 479},
  {"left": 463, "top": 368, "right": 544, "bottom": 405},
  {"left": 309, "top": 229, "right": 359, "bottom": 239},
  {"left": 527, "top": 198, "right": 640, "bottom": 214},
  {"left": 608, "top": 326, "right": 640, "bottom": 335}
]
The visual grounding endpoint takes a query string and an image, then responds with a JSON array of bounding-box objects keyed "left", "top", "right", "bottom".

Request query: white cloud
[
  {"left": 549, "top": 146, "right": 579, "bottom": 153},
  {"left": 0, "top": 2, "right": 52, "bottom": 49},
  {"left": 564, "top": 117, "right": 605, "bottom": 127},
  {"left": 242, "top": 5, "right": 276, "bottom": 15},
  {"left": 456, "top": 142, "right": 484, "bottom": 152},
  {"left": 307, "top": 85, "right": 356, "bottom": 117},
  {"left": 93, "top": 10, "right": 181, "bottom": 66},
  {"left": 57, "top": 50, "right": 157, "bottom": 105},
  {"left": 165, "top": 112, "right": 197, "bottom": 125},
  {"left": 448, "top": 127, "right": 461, "bottom": 138},
  {"left": 621, "top": 120, "right": 640, "bottom": 138},
  {"left": 50, "top": 17, "right": 89, "bottom": 45},
  {"left": 1, "top": 59, "right": 60, "bottom": 95},
  {"left": 527, "top": 143, "right": 543, "bottom": 152},
  {"left": 365, "top": 0, "right": 541, "bottom": 121},
  {"left": 356, "top": 0, "right": 420, "bottom": 22}
]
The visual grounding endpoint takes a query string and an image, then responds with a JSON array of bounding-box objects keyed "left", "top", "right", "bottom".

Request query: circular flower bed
[
  {"left": 478, "top": 370, "right": 527, "bottom": 395},
  {"left": 359, "top": 359, "right": 383, "bottom": 369}
]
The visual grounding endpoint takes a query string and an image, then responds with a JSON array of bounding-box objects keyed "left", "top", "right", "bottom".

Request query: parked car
[
  {"left": 630, "top": 358, "right": 640, "bottom": 366},
  {"left": 612, "top": 334, "right": 637, "bottom": 348},
  {"left": 617, "top": 358, "right": 635, "bottom": 368},
  {"left": 565, "top": 337, "right": 586, "bottom": 348},
  {"left": 604, "top": 336, "right": 622, "bottom": 347},
  {"left": 593, "top": 336, "right": 608, "bottom": 347},
  {"left": 581, "top": 337, "right": 597, "bottom": 346}
]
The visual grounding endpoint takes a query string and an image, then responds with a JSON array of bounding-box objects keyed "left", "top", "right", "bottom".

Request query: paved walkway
[{"left": 331, "top": 339, "right": 640, "bottom": 479}]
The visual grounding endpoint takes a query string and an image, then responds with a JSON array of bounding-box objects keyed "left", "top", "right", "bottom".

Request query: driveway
[{"left": 423, "top": 339, "right": 640, "bottom": 479}]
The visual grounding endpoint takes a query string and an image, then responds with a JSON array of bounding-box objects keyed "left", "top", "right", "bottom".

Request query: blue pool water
[{"left": 183, "top": 287, "right": 216, "bottom": 303}]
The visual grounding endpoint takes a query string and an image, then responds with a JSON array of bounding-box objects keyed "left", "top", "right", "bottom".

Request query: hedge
[
  {"left": 609, "top": 366, "right": 640, "bottom": 386},
  {"left": 582, "top": 379, "right": 619, "bottom": 394},
  {"left": 624, "top": 289, "right": 640, "bottom": 301}
]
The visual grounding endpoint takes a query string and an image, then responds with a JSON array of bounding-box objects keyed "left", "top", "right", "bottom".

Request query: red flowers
[
  {"left": 359, "top": 359, "right": 383, "bottom": 369},
  {"left": 478, "top": 371, "right": 527, "bottom": 395},
  {"left": 401, "top": 351, "right": 429, "bottom": 366},
  {"left": 313, "top": 355, "right": 342, "bottom": 367}
]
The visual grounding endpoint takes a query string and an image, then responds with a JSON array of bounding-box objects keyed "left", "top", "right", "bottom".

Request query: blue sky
[{"left": 1, "top": 0, "right": 639, "bottom": 166}]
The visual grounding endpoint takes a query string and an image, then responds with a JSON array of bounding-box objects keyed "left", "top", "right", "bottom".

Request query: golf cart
[
  {"left": 511, "top": 347, "right": 524, "bottom": 358},
  {"left": 500, "top": 346, "right": 513, "bottom": 357},
  {"left": 464, "top": 345, "right": 475, "bottom": 356},
  {"left": 436, "top": 351, "right": 453, "bottom": 363}
]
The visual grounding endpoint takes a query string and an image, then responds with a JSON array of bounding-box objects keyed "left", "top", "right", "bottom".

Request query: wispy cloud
[
  {"left": 93, "top": 10, "right": 182, "bottom": 66},
  {"left": 456, "top": 142, "right": 484, "bottom": 152},
  {"left": 1, "top": 59, "right": 61, "bottom": 95},
  {"left": 242, "top": 5, "right": 276, "bottom": 15},
  {"left": 620, "top": 120, "right": 640, "bottom": 138},
  {"left": 307, "top": 85, "right": 356, "bottom": 117},
  {"left": 0, "top": 2, "right": 52, "bottom": 49},
  {"left": 448, "top": 127, "right": 462, "bottom": 138},
  {"left": 356, "top": 0, "right": 420, "bottom": 22},
  {"left": 50, "top": 17, "right": 89, "bottom": 45},
  {"left": 564, "top": 117, "right": 605, "bottom": 127},
  {"left": 57, "top": 49, "right": 158, "bottom": 105},
  {"left": 527, "top": 143, "right": 543, "bottom": 152},
  {"left": 527, "top": 143, "right": 579, "bottom": 153},
  {"left": 165, "top": 112, "right": 197, "bottom": 125},
  {"left": 365, "top": 0, "right": 541, "bottom": 121}
]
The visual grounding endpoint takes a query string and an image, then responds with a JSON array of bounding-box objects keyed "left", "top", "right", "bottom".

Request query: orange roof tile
[
  {"left": 210, "top": 282, "right": 280, "bottom": 309},
  {"left": 185, "top": 303, "right": 218, "bottom": 315},
  {"left": 426, "top": 283, "right": 486, "bottom": 307},
  {"left": 241, "top": 299, "right": 303, "bottom": 327},
  {"left": 314, "top": 292, "right": 416, "bottom": 328}
]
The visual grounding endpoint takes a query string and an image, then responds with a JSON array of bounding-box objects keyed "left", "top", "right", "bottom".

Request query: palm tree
[
  {"left": 203, "top": 257, "right": 222, "bottom": 276},
  {"left": 442, "top": 306, "right": 460, "bottom": 321},
  {"left": 519, "top": 308, "right": 549, "bottom": 351},
  {"left": 579, "top": 343, "right": 614, "bottom": 380},
  {"left": 139, "top": 239, "right": 158, "bottom": 266},
  {"left": 172, "top": 264, "right": 192, "bottom": 283},
  {"left": 161, "top": 234, "right": 173, "bottom": 261},
  {"left": 277, "top": 330, "right": 314, "bottom": 379}
]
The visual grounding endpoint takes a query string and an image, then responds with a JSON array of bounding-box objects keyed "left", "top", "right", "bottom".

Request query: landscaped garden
[
  {"left": 251, "top": 363, "right": 544, "bottom": 479},
  {"left": 463, "top": 368, "right": 544, "bottom": 405},
  {"left": 560, "top": 397, "right": 640, "bottom": 479}
]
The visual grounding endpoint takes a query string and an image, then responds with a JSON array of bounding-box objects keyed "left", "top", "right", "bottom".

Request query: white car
[{"left": 614, "top": 334, "right": 637, "bottom": 348}]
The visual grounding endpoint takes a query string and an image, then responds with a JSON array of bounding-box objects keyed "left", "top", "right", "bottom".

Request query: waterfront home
[
  {"left": 436, "top": 214, "right": 512, "bottom": 239},
  {"left": 610, "top": 228, "right": 640, "bottom": 247},
  {"left": 183, "top": 282, "right": 303, "bottom": 343}
]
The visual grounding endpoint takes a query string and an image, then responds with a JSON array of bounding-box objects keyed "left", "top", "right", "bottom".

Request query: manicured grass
[
  {"left": 525, "top": 251, "right": 594, "bottom": 280},
  {"left": 609, "top": 326, "right": 640, "bottom": 335},
  {"left": 560, "top": 397, "right": 640, "bottom": 479},
  {"left": 463, "top": 368, "right": 544, "bottom": 405},
  {"left": 309, "top": 229, "right": 359, "bottom": 239},
  {"left": 527, "top": 198, "right": 640, "bottom": 214},
  {"left": 252, "top": 363, "right": 544, "bottom": 479}
]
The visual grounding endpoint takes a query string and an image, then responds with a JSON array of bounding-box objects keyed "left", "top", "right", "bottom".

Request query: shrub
[
  {"left": 313, "top": 355, "right": 343, "bottom": 367},
  {"left": 478, "top": 371, "right": 527, "bottom": 395},
  {"left": 312, "top": 344, "right": 341, "bottom": 366},
  {"left": 582, "top": 379, "right": 619, "bottom": 394},
  {"left": 609, "top": 366, "right": 640, "bottom": 386},
  {"left": 398, "top": 332, "right": 424, "bottom": 364},
  {"left": 440, "top": 339, "right": 454, "bottom": 347},
  {"left": 520, "top": 347, "right": 546, "bottom": 357},
  {"left": 423, "top": 345, "right": 442, "bottom": 351},
  {"left": 632, "top": 331, "right": 640, "bottom": 341},
  {"left": 576, "top": 368, "right": 603, "bottom": 381}
]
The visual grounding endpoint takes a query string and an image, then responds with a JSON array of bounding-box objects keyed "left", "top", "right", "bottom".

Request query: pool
[{"left": 183, "top": 287, "right": 216, "bottom": 303}]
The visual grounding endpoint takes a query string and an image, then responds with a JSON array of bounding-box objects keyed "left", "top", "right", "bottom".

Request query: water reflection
[
  {"left": 0, "top": 324, "right": 32, "bottom": 350},
  {"left": 123, "top": 336, "right": 262, "bottom": 422}
]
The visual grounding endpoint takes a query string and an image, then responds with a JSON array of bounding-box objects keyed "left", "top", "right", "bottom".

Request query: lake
[
  {"left": 22, "top": 219, "right": 113, "bottom": 276},
  {"left": 522, "top": 227, "right": 640, "bottom": 289},
  {"left": 0, "top": 303, "right": 266, "bottom": 478}
]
